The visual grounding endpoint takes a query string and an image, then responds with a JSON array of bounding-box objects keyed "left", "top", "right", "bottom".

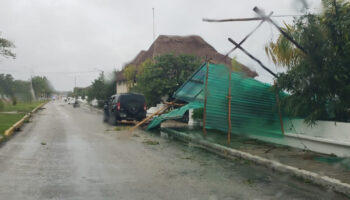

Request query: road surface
[{"left": 0, "top": 101, "right": 346, "bottom": 200}]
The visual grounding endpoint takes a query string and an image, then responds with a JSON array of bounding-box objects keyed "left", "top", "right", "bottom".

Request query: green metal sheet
[
  {"left": 205, "top": 64, "right": 284, "bottom": 138},
  {"left": 147, "top": 102, "right": 203, "bottom": 130},
  {"left": 150, "top": 62, "right": 290, "bottom": 138}
]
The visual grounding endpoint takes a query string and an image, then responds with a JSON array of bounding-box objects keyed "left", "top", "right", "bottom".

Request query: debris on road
[
  {"left": 142, "top": 139, "right": 159, "bottom": 145},
  {"left": 114, "top": 126, "right": 130, "bottom": 131}
]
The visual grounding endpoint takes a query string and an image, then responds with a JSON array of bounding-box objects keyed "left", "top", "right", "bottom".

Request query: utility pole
[
  {"left": 29, "top": 70, "right": 36, "bottom": 101},
  {"left": 30, "top": 76, "right": 36, "bottom": 101},
  {"left": 152, "top": 7, "right": 155, "bottom": 41}
]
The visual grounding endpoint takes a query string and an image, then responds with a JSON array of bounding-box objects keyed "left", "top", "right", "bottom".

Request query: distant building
[{"left": 116, "top": 35, "right": 257, "bottom": 94}]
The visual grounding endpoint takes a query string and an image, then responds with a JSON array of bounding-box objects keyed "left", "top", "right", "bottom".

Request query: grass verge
[
  {"left": 0, "top": 101, "right": 45, "bottom": 135},
  {"left": 2, "top": 101, "right": 43, "bottom": 112}
]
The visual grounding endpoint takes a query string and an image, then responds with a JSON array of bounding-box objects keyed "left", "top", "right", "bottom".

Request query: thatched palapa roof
[{"left": 117, "top": 35, "right": 257, "bottom": 81}]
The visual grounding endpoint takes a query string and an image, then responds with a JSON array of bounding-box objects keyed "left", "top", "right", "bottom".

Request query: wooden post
[
  {"left": 274, "top": 82, "right": 285, "bottom": 135},
  {"left": 202, "top": 61, "right": 209, "bottom": 136},
  {"left": 228, "top": 38, "right": 278, "bottom": 78},
  {"left": 227, "top": 66, "right": 232, "bottom": 144}
]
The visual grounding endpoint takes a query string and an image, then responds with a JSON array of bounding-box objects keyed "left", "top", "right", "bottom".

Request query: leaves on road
[{"left": 142, "top": 139, "right": 159, "bottom": 145}]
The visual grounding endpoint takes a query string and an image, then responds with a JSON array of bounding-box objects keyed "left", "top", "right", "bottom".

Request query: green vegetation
[
  {"left": 0, "top": 113, "right": 25, "bottom": 135},
  {"left": 123, "top": 65, "right": 137, "bottom": 89},
  {"left": 0, "top": 101, "right": 43, "bottom": 135},
  {"left": 193, "top": 108, "right": 203, "bottom": 119},
  {"left": 87, "top": 72, "right": 116, "bottom": 103},
  {"left": 2, "top": 101, "right": 42, "bottom": 112},
  {"left": 0, "top": 35, "right": 15, "bottom": 59},
  {"left": 265, "top": 0, "right": 350, "bottom": 124},
  {"left": 130, "top": 54, "right": 201, "bottom": 106},
  {"left": 31, "top": 76, "right": 54, "bottom": 99},
  {"left": 73, "top": 87, "right": 89, "bottom": 100},
  {"left": 0, "top": 74, "right": 53, "bottom": 102}
]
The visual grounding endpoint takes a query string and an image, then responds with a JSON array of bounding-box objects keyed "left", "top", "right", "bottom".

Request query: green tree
[
  {"left": 12, "top": 80, "right": 32, "bottom": 102},
  {"left": 0, "top": 74, "right": 43, "bottom": 102},
  {"left": 87, "top": 72, "right": 116, "bottom": 102},
  {"left": 0, "top": 74, "right": 14, "bottom": 97},
  {"left": 87, "top": 74, "right": 105, "bottom": 101},
  {"left": 0, "top": 36, "right": 15, "bottom": 59},
  {"left": 265, "top": 24, "right": 302, "bottom": 68},
  {"left": 32, "top": 76, "right": 54, "bottom": 98},
  {"left": 123, "top": 65, "right": 137, "bottom": 89},
  {"left": 265, "top": 0, "right": 350, "bottom": 124},
  {"left": 132, "top": 54, "right": 201, "bottom": 106},
  {"left": 73, "top": 87, "right": 89, "bottom": 99}
]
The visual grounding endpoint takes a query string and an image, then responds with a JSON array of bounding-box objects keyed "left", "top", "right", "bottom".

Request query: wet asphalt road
[{"left": 0, "top": 101, "right": 347, "bottom": 200}]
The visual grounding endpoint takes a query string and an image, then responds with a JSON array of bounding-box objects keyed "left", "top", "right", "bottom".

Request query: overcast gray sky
[{"left": 0, "top": 0, "right": 322, "bottom": 91}]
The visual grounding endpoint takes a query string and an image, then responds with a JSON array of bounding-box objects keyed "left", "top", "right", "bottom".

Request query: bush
[
  {"left": 12, "top": 97, "right": 17, "bottom": 105},
  {"left": 193, "top": 108, "right": 203, "bottom": 119}
]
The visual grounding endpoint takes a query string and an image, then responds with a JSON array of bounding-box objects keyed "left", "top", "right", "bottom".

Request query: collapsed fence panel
[
  {"left": 173, "top": 63, "right": 206, "bottom": 103},
  {"left": 150, "top": 63, "right": 289, "bottom": 139},
  {"left": 205, "top": 64, "right": 284, "bottom": 138},
  {"left": 147, "top": 102, "right": 203, "bottom": 130}
]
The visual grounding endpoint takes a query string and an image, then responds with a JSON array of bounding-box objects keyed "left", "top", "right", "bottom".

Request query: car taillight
[
  {"left": 117, "top": 102, "right": 120, "bottom": 110},
  {"left": 144, "top": 103, "right": 147, "bottom": 111}
]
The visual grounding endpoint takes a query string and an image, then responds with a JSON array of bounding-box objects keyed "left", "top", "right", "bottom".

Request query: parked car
[{"left": 104, "top": 93, "right": 147, "bottom": 125}]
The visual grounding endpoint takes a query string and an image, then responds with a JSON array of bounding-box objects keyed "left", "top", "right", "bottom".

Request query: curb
[
  {"left": 163, "top": 128, "right": 350, "bottom": 197},
  {"left": 2, "top": 102, "right": 47, "bottom": 138}
]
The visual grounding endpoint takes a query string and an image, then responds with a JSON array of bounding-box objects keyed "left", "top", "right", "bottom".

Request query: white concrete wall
[
  {"left": 116, "top": 81, "right": 129, "bottom": 94},
  {"left": 284, "top": 119, "right": 350, "bottom": 142},
  {"left": 250, "top": 120, "right": 350, "bottom": 157}
]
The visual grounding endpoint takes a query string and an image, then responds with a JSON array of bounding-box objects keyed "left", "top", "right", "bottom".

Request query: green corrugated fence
[{"left": 148, "top": 63, "right": 288, "bottom": 139}]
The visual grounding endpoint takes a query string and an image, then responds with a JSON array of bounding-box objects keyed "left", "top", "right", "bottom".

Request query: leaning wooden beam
[
  {"left": 228, "top": 38, "right": 278, "bottom": 78},
  {"left": 274, "top": 81, "right": 285, "bottom": 135},
  {"left": 203, "top": 15, "right": 301, "bottom": 23},
  {"left": 163, "top": 101, "right": 184, "bottom": 107},
  {"left": 203, "top": 17, "right": 262, "bottom": 22},
  {"left": 253, "top": 6, "right": 307, "bottom": 54},
  {"left": 224, "top": 12, "right": 273, "bottom": 57},
  {"left": 129, "top": 103, "right": 172, "bottom": 132}
]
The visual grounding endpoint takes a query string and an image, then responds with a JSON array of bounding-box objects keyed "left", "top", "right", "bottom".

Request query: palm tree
[{"left": 264, "top": 23, "right": 301, "bottom": 69}]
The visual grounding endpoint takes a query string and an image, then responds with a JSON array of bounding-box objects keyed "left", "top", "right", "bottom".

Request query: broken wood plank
[
  {"left": 129, "top": 100, "right": 175, "bottom": 132},
  {"left": 228, "top": 38, "right": 278, "bottom": 78}
]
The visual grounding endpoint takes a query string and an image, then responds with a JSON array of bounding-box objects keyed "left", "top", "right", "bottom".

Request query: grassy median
[{"left": 0, "top": 101, "right": 44, "bottom": 135}]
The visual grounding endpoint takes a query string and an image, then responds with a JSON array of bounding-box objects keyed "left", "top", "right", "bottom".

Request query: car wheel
[
  {"left": 108, "top": 114, "right": 114, "bottom": 125},
  {"left": 114, "top": 118, "right": 119, "bottom": 126},
  {"left": 103, "top": 115, "right": 108, "bottom": 123}
]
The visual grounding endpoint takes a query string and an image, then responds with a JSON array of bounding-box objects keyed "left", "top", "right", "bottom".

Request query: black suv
[{"left": 103, "top": 93, "right": 147, "bottom": 124}]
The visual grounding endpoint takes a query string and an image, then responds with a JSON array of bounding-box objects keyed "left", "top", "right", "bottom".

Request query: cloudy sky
[{"left": 0, "top": 0, "right": 322, "bottom": 91}]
